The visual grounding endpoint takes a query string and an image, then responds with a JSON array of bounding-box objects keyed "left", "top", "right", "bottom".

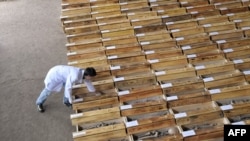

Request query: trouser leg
[{"left": 36, "top": 88, "right": 52, "bottom": 105}]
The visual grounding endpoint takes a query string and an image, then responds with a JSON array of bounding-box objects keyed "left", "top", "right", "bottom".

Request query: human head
[{"left": 83, "top": 67, "right": 96, "bottom": 80}]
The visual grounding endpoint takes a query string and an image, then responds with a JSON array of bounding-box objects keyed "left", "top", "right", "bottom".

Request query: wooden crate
[
  {"left": 181, "top": 118, "right": 230, "bottom": 141},
  {"left": 61, "top": 0, "right": 90, "bottom": 9},
  {"left": 188, "top": 52, "right": 225, "bottom": 66},
  {"left": 63, "top": 18, "right": 97, "bottom": 29},
  {"left": 220, "top": 6, "right": 250, "bottom": 15},
  {"left": 236, "top": 20, "right": 250, "bottom": 30},
  {"left": 105, "top": 44, "right": 142, "bottom": 56},
  {"left": 73, "top": 118, "right": 126, "bottom": 140},
  {"left": 102, "top": 36, "right": 138, "bottom": 47},
  {"left": 208, "top": 83, "right": 250, "bottom": 101},
  {"left": 197, "top": 15, "right": 230, "bottom": 25},
  {"left": 140, "top": 39, "right": 177, "bottom": 50},
  {"left": 245, "top": 29, "right": 250, "bottom": 37},
  {"left": 110, "top": 63, "right": 151, "bottom": 77},
  {"left": 179, "top": 0, "right": 209, "bottom": 7},
  {"left": 186, "top": 5, "right": 216, "bottom": 14},
  {"left": 223, "top": 45, "right": 250, "bottom": 60},
  {"left": 101, "top": 27, "right": 135, "bottom": 38},
  {"left": 120, "top": 0, "right": 149, "bottom": 10},
  {"left": 218, "top": 38, "right": 250, "bottom": 50},
  {"left": 108, "top": 55, "right": 147, "bottom": 66},
  {"left": 234, "top": 58, "right": 250, "bottom": 70},
  {"left": 171, "top": 26, "right": 205, "bottom": 38},
  {"left": 118, "top": 85, "right": 162, "bottom": 103},
  {"left": 162, "top": 14, "right": 192, "bottom": 23},
  {"left": 89, "top": 0, "right": 119, "bottom": 6},
  {"left": 191, "top": 9, "right": 221, "bottom": 19},
  {"left": 166, "top": 19, "right": 198, "bottom": 30},
  {"left": 228, "top": 11, "right": 250, "bottom": 21},
  {"left": 157, "top": 7, "right": 187, "bottom": 17},
  {"left": 91, "top": 3, "right": 120, "bottom": 13},
  {"left": 204, "top": 22, "right": 236, "bottom": 33},
  {"left": 61, "top": 7, "right": 91, "bottom": 17},
  {"left": 214, "top": 1, "right": 243, "bottom": 9},
  {"left": 144, "top": 47, "right": 183, "bottom": 60},
  {"left": 176, "top": 35, "right": 211, "bottom": 46},
  {"left": 131, "top": 17, "right": 163, "bottom": 27},
  {"left": 134, "top": 24, "right": 167, "bottom": 35},
  {"left": 60, "top": 13, "right": 92, "bottom": 25},
  {"left": 66, "top": 31, "right": 102, "bottom": 43},
  {"left": 182, "top": 43, "right": 218, "bottom": 55},
  {"left": 243, "top": 70, "right": 250, "bottom": 82},
  {"left": 126, "top": 11, "right": 158, "bottom": 20},
  {"left": 66, "top": 41, "right": 103, "bottom": 52},
  {"left": 170, "top": 101, "right": 223, "bottom": 125},
  {"left": 150, "top": 1, "right": 180, "bottom": 11},
  {"left": 96, "top": 14, "right": 127, "bottom": 24},
  {"left": 64, "top": 24, "right": 99, "bottom": 35},
  {"left": 98, "top": 20, "right": 131, "bottom": 30},
  {"left": 67, "top": 50, "right": 106, "bottom": 64},
  {"left": 210, "top": 30, "right": 244, "bottom": 42}
]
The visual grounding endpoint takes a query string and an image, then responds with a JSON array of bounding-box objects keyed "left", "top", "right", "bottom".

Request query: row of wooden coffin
[{"left": 70, "top": 84, "right": 250, "bottom": 141}]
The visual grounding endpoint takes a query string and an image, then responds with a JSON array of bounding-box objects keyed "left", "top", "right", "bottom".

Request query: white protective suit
[{"left": 44, "top": 65, "right": 96, "bottom": 103}]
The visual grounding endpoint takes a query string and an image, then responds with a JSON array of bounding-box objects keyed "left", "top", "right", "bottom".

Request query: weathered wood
[
  {"left": 219, "top": 38, "right": 250, "bottom": 49},
  {"left": 191, "top": 9, "right": 221, "bottom": 19},
  {"left": 74, "top": 129, "right": 127, "bottom": 141},
  {"left": 131, "top": 17, "right": 163, "bottom": 27},
  {"left": 162, "top": 14, "right": 192, "bottom": 23},
  {"left": 127, "top": 11, "right": 158, "bottom": 20},
  {"left": 150, "top": 1, "right": 180, "bottom": 11},
  {"left": 204, "top": 22, "right": 236, "bottom": 33},
  {"left": 187, "top": 5, "right": 215, "bottom": 14},
  {"left": 198, "top": 15, "right": 229, "bottom": 25},
  {"left": 141, "top": 39, "right": 177, "bottom": 50},
  {"left": 172, "top": 27, "right": 205, "bottom": 38},
  {"left": 188, "top": 53, "right": 225, "bottom": 66},
  {"left": 145, "top": 47, "right": 183, "bottom": 60},
  {"left": 102, "top": 36, "right": 138, "bottom": 47},
  {"left": 180, "top": 0, "right": 209, "bottom": 7},
  {"left": 210, "top": 30, "right": 244, "bottom": 41},
  {"left": 150, "top": 56, "right": 188, "bottom": 71},
  {"left": 224, "top": 45, "right": 250, "bottom": 60},
  {"left": 166, "top": 19, "right": 198, "bottom": 30},
  {"left": 220, "top": 6, "right": 250, "bottom": 15},
  {"left": 137, "top": 32, "right": 172, "bottom": 42},
  {"left": 167, "top": 95, "right": 211, "bottom": 108},
  {"left": 157, "top": 7, "right": 187, "bottom": 17}
]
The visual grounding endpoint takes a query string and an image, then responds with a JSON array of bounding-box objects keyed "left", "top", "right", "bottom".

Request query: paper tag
[
  {"left": 180, "top": 1, "right": 188, "bottom": 4},
  {"left": 68, "top": 61, "right": 78, "bottom": 65},
  {"left": 227, "top": 13, "right": 235, "bottom": 16},
  {"left": 174, "top": 112, "right": 187, "bottom": 118},
  {"left": 220, "top": 105, "right": 233, "bottom": 111},
  {"left": 134, "top": 26, "right": 142, "bottom": 28},
  {"left": 96, "top": 17, "right": 104, "bottom": 19},
  {"left": 203, "top": 77, "right": 214, "bottom": 82},
  {"left": 220, "top": 7, "right": 228, "bottom": 10},
  {"left": 120, "top": 105, "right": 132, "bottom": 110},
  {"left": 197, "top": 17, "right": 205, "bottom": 20},
  {"left": 127, "top": 13, "right": 135, "bottom": 15},
  {"left": 136, "top": 33, "right": 145, "bottom": 37},
  {"left": 165, "top": 22, "right": 174, "bottom": 25},
  {"left": 158, "top": 10, "right": 164, "bottom": 13},
  {"left": 67, "top": 52, "right": 77, "bottom": 56},
  {"left": 106, "top": 46, "right": 116, "bottom": 50},
  {"left": 73, "top": 131, "right": 86, "bottom": 138},
  {"left": 161, "top": 83, "right": 173, "bottom": 88},
  {"left": 120, "top": 2, "right": 127, "bottom": 5},
  {"left": 101, "top": 30, "right": 110, "bottom": 33},
  {"left": 102, "top": 38, "right": 111, "bottom": 41},
  {"left": 70, "top": 113, "right": 83, "bottom": 119},
  {"left": 176, "top": 37, "right": 184, "bottom": 41},
  {"left": 108, "top": 55, "right": 118, "bottom": 59},
  {"left": 151, "top": 4, "right": 159, "bottom": 7},
  {"left": 90, "top": 0, "right": 96, "bottom": 2},
  {"left": 209, "top": 89, "right": 221, "bottom": 94},
  {"left": 186, "top": 6, "right": 194, "bottom": 9},
  {"left": 110, "top": 66, "right": 121, "bottom": 70},
  {"left": 73, "top": 98, "right": 83, "bottom": 103},
  {"left": 162, "top": 15, "right": 169, "bottom": 18},
  {"left": 145, "top": 50, "right": 155, "bottom": 54},
  {"left": 190, "top": 11, "right": 198, "bottom": 14},
  {"left": 91, "top": 11, "right": 99, "bottom": 14},
  {"left": 214, "top": 3, "right": 221, "bottom": 5},
  {"left": 140, "top": 42, "right": 150, "bottom": 45},
  {"left": 232, "top": 121, "right": 246, "bottom": 125},
  {"left": 171, "top": 29, "right": 180, "bottom": 33},
  {"left": 149, "top": 0, "right": 157, "bottom": 2},
  {"left": 242, "top": 27, "right": 250, "bottom": 30},
  {"left": 223, "top": 48, "right": 234, "bottom": 53},
  {"left": 114, "top": 77, "right": 124, "bottom": 82},
  {"left": 126, "top": 120, "right": 139, "bottom": 127},
  {"left": 155, "top": 71, "right": 166, "bottom": 76},
  {"left": 121, "top": 8, "right": 128, "bottom": 11},
  {"left": 195, "top": 65, "right": 205, "bottom": 70},
  {"left": 131, "top": 19, "right": 139, "bottom": 22},
  {"left": 203, "top": 24, "right": 211, "bottom": 27},
  {"left": 233, "top": 59, "right": 244, "bottom": 64},
  {"left": 209, "top": 32, "right": 219, "bottom": 35},
  {"left": 182, "top": 130, "right": 196, "bottom": 137},
  {"left": 182, "top": 45, "right": 191, "bottom": 50},
  {"left": 118, "top": 90, "right": 130, "bottom": 96},
  {"left": 233, "top": 19, "right": 242, "bottom": 23},
  {"left": 148, "top": 59, "right": 159, "bottom": 63},
  {"left": 243, "top": 70, "right": 250, "bottom": 75},
  {"left": 187, "top": 54, "right": 197, "bottom": 58},
  {"left": 242, "top": 0, "right": 250, "bottom": 2},
  {"left": 166, "top": 96, "right": 178, "bottom": 101},
  {"left": 216, "top": 40, "right": 226, "bottom": 44}
]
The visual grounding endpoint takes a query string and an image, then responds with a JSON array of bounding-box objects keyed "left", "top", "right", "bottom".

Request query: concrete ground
[{"left": 0, "top": 0, "right": 75, "bottom": 141}]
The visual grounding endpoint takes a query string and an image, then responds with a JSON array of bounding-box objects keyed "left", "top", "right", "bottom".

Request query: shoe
[
  {"left": 64, "top": 102, "right": 72, "bottom": 108},
  {"left": 37, "top": 104, "right": 45, "bottom": 113}
]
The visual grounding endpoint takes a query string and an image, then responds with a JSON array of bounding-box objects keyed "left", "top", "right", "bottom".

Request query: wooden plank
[
  {"left": 67, "top": 31, "right": 102, "bottom": 43},
  {"left": 162, "top": 14, "right": 192, "bottom": 23},
  {"left": 219, "top": 38, "right": 250, "bottom": 49},
  {"left": 220, "top": 6, "right": 250, "bottom": 15},
  {"left": 187, "top": 5, "right": 216, "bottom": 14},
  {"left": 102, "top": 36, "right": 138, "bottom": 47},
  {"left": 210, "top": 30, "right": 244, "bottom": 41},
  {"left": 204, "top": 22, "right": 236, "bottom": 33},
  {"left": 74, "top": 129, "right": 127, "bottom": 141},
  {"left": 63, "top": 18, "right": 97, "bottom": 29},
  {"left": 131, "top": 17, "right": 163, "bottom": 27},
  {"left": 171, "top": 27, "right": 205, "bottom": 38},
  {"left": 145, "top": 47, "right": 183, "bottom": 60},
  {"left": 157, "top": 7, "right": 187, "bottom": 17},
  {"left": 191, "top": 9, "right": 221, "bottom": 19},
  {"left": 121, "top": 104, "right": 167, "bottom": 116},
  {"left": 167, "top": 95, "right": 211, "bottom": 108},
  {"left": 166, "top": 19, "right": 198, "bottom": 30},
  {"left": 127, "top": 11, "right": 158, "bottom": 20},
  {"left": 150, "top": 56, "right": 188, "bottom": 71},
  {"left": 198, "top": 15, "right": 229, "bottom": 25}
]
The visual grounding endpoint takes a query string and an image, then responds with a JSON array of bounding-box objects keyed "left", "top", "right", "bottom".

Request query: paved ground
[{"left": 0, "top": 0, "right": 75, "bottom": 141}]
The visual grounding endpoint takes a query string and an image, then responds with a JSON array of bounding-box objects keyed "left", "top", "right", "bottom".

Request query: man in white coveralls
[{"left": 36, "top": 65, "right": 97, "bottom": 113}]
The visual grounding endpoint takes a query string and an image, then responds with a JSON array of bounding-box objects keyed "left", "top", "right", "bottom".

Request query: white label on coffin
[
  {"left": 134, "top": 26, "right": 142, "bottom": 29},
  {"left": 242, "top": 0, "right": 250, "bottom": 2},
  {"left": 91, "top": 11, "right": 99, "bottom": 14},
  {"left": 158, "top": 10, "right": 164, "bottom": 13},
  {"left": 149, "top": 0, "right": 157, "bottom": 2},
  {"left": 114, "top": 77, "right": 124, "bottom": 82},
  {"left": 174, "top": 112, "right": 187, "bottom": 118},
  {"left": 220, "top": 7, "right": 228, "bottom": 10},
  {"left": 118, "top": 90, "right": 130, "bottom": 96},
  {"left": 220, "top": 105, "right": 233, "bottom": 111},
  {"left": 148, "top": 59, "right": 159, "bottom": 63},
  {"left": 131, "top": 19, "right": 139, "bottom": 22},
  {"left": 190, "top": 11, "right": 198, "bottom": 14},
  {"left": 171, "top": 29, "right": 180, "bottom": 33},
  {"left": 233, "top": 59, "right": 244, "bottom": 64},
  {"left": 127, "top": 13, "right": 135, "bottom": 15},
  {"left": 209, "top": 89, "right": 221, "bottom": 94},
  {"left": 182, "top": 130, "right": 196, "bottom": 137},
  {"left": 101, "top": 30, "right": 110, "bottom": 33},
  {"left": 233, "top": 19, "right": 242, "bottom": 23},
  {"left": 120, "top": 105, "right": 132, "bottom": 110},
  {"left": 102, "top": 38, "right": 111, "bottom": 41},
  {"left": 121, "top": 8, "right": 128, "bottom": 11},
  {"left": 145, "top": 50, "right": 155, "bottom": 54},
  {"left": 110, "top": 66, "right": 121, "bottom": 70},
  {"left": 167, "top": 96, "right": 178, "bottom": 101},
  {"left": 151, "top": 4, "right": 159, "bottom": 7},
  {"left": 232, "top": 121, "right": 246, "bottom": 125},
  {"left": 209, "top": 32, "right": 219, "bottom": 35},
  {"left": 243, "top": 70, "right": 250, "bottom": 75},
  {"left": 214, "top": 3, "right": 221, "bottom": 5},
  {"left": 91, "top": 5, "right": 99, "bottom": 8},
  {"left": 216, "top": 40, "right": 226, "bottom": 44},
  {"left": 227, "top": 13, "right": 235, "bottom": 16},
  {"left": 96, "top": 17, "right": 104, "bottom": 19},
  {"left": 68, "top": 61, "right": 78, "bottom": 65},
  {"left": 176, "top": 37, "right": 184, "bottom": 41},
  {"left": 182, "top": 45, "right": 191, "bottom": 50},
  {"left": 120, "top": 2, "right": 127, "bottom": 5},
  {"left": 106, "top": 46, "right": 116, "bottom": 50},
  {"left": 73, "top": 131, "right": 86, "bottom": 138},
  {"left": 136, "top": 33, "right": 145, "bottom": 37},
  {"left": 155, "top": 71, "right": 166, "bottom": 76},
  {"left": 126, "top": 120, "right": 139, "bottom": 128},
  {"left": 162, "top": 15, "right": 169, "bottom": 18},
  {"left": 108, "top": 55, "right": 118, "bottom": 59},
  {"left": 161, "top": 83, "right": 173, "bottom": 88},
  {"left": 90, "top": 0, "right": 96, "bottom": 2},
  {"left": 70, "top": 113, "right": 83, "bottom": 119},
  {"left": 180, "top": 1, "right": 188, "bottom": 4},
  {"left": 73, "top": 98, "right": 83, "bottom": 103},
  {"left": 197, "top": 17, "right": 205, "bottom": 20},
  {"left": 186, "top": 6, "right": 194, "bottom": 9},
  {"left": 165, "top": 22, "right": 174, "bottom": 25},
  {"left": 67, "top": 52, "right": 77, "bottom": 56},
  {"left": 203, "top": 24, "right": 211, "bottom": 27},
  {"left": 223, "top": 48, "right": 234, "bottom": 53},
  {"left": 203, "top": 77, "right": 214, "bottom": 82},
  {"left": 187, "top": 54, "right": 197, "bottom": 58},
  {"left": 195, "top": 65, "right": 205, "bottom": 70},
  {"left": 98, "top": 23, "right": 106, "bottom": 26},
  {"left": 141, "top": 42, "right": 150, "bottom": 45},
  {"left": 242, "top": 27, "right": 250, "bottom": 30}
]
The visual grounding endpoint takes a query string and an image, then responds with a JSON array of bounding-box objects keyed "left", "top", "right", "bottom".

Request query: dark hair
[{"left": 83, "top": 67, "right": 96, "bottom": 77}]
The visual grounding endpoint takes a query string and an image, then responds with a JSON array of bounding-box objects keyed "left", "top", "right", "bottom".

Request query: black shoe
[
  {"left": 64, "top": 102, "right": 72, "bottom": 108},
  {"left": 37, "top": 104, "right": 45, "bottom": 113}
]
